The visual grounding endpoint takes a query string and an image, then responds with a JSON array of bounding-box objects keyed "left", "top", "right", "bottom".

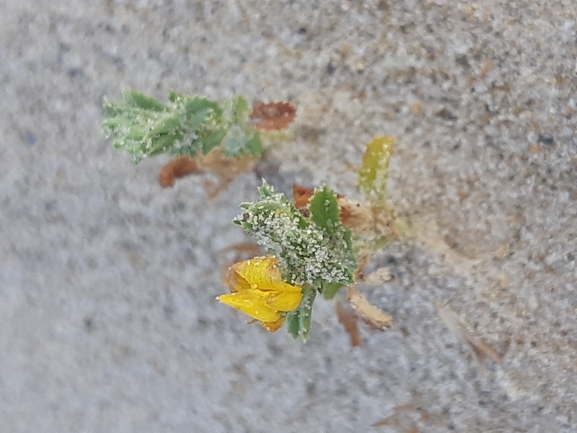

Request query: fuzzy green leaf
[
  {"left": 286, "top": 285, "right": 316, "bottom": 341},
  {"left": 321, "top": 281, "right": 343, "bottom": 300},
  {"left": 223, "top": 96, "right": 250, "bottom": 125},
  {"left": 308, "top": 185, "right": 340, "bottom": 233},
  {"left": 221, "top": 125, "right": 249, "bottom": 156},
  {"left": 148, "top": 115, "right": 182, "bottom": 137},
  {"left": 122, "top": 89, "right": 165, "bottom": 111},
  {"left": 235, "top": 181, "right": 356, "bottom": 288},
  {"left": 244, "top": 134, "right": 263, "bottom": 155},
  {"left": 182, "top": 96, "right": 221, "bottom": 120},
  {"left": 149, "top": 133, "right": 183, "bottom": 156},
  {"left": 200, "top": 129, "right": 227, "bottom": 155},
  {"left": 257, "top": 180, "right": 276, "bottom": 199}
]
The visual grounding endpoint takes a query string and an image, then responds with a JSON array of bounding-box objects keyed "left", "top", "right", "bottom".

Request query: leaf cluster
[
  {"left": 235, "top": 182, "right": 357, "bottom": 340},
  {"left": 102, "top": 89, "right": 262, "bottom": 164}
]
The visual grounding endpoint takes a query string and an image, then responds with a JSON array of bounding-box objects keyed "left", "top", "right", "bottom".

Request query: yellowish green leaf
[{"left": 358, "top": 135, "right": 395, "bottom": 201}]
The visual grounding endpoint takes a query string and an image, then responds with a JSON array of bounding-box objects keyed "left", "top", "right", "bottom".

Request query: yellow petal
[
  {"left": 218, "top": 291, "right": 281, "bottom": 323},
  {"left": 265, "top": 289, "right": 302, "bottom": 312},
  {"left": 227, "top": 264, "right": 254, "bottom": 293},
  {"left": 233, "top": 256, "right": 301, "bottom": 293}
]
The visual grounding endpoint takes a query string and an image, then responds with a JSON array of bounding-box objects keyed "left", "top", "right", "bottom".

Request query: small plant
[
  {"left": 221, "top": 182, "right": 357, "bottom": 340},
  {"left": 102, "top": 90, "right": 397, "bottom": 341},
  {"left": 103, "top": 90, "right": 296, "bottom": 191},
  {"left": 217, "top": 136, "right": 399, "bottom": 340}
]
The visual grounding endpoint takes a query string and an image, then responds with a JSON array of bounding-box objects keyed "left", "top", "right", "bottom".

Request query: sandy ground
[{"left": 2, "top": 1, "right": 577, "bottom": 432}]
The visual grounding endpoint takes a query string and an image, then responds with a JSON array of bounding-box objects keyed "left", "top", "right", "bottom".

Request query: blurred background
[{"left": 1, "top": 1, "right": 576, "bottom": 431}]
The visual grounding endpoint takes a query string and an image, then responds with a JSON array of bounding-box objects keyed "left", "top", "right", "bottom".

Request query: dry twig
[
  {"left": 347, "top": 286, "right": 393, "bottom": 330},
  {"left": 336, "top": 300, "right": 363, "bottom": 347},
  {"left": 158, "top": 156, "right": 203, "bottom": 187},
  {"left": 159, "top": 148, "right": 258, "bottom": 197}
]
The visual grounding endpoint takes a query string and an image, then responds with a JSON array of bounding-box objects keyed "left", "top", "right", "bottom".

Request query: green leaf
[
  {"left": 257, "top": 180, "right": 276, "bottom": 198},
  {"left": 168, "top": 90, "right": 183, "bottom": 103},
  {"left": 308, "top": 185, "right": 340, "bottom": 233},
  {"left": 147, "top": 115, "right": 182, "bottom": 137},
  {"left": 183, "top": 96, "right": 221, "bottom": 119},
  {"left": 223, "top": 96, "right": 250, "bottom": 125},
  {"left": 286, "top": 285, "right": 316, "bottom": 341},
  {"left": 122, "top": 89, "right": 165, "bottom": 111},
  {"left": 102, "top": 100, "right": 126, "bottom": 118},
  {"left": 244, "top": 133, "right": 263, "bottom": 155},
  {"left": 184, "top": 107, "right": 212, "bottom": 131},
  {"left": 358, "top": 135, "right": 395, "bottom": 200},
  {"left": 148, "top": 133, "right": 182, "bottom": 156},
  {"left": 220, "top": 125, "right": 248, "bottom": 156},
  {"left": 200, "top": 129, "right": 226, "bottom": 154},
  {"left": 101, "top": 117, "right": 125, "bottom": 133},
  {"left": 343, "top": 228, "right": 356, "bottom": 269},
  {"left": 321, "top": 281, "right": 343, "bottom": 300},
  {"left": 125, "top": 125, "right": 147, "bottom": 141}
]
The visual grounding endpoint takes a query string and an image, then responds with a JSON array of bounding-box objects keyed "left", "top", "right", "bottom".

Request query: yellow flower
[{"left": 218, "top": 256, "right": 302, "bottom": 332}]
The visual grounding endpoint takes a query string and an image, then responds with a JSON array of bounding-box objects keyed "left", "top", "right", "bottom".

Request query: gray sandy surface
[{"left": 2, "top": 1, "right": 577, "bottom": 432}]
